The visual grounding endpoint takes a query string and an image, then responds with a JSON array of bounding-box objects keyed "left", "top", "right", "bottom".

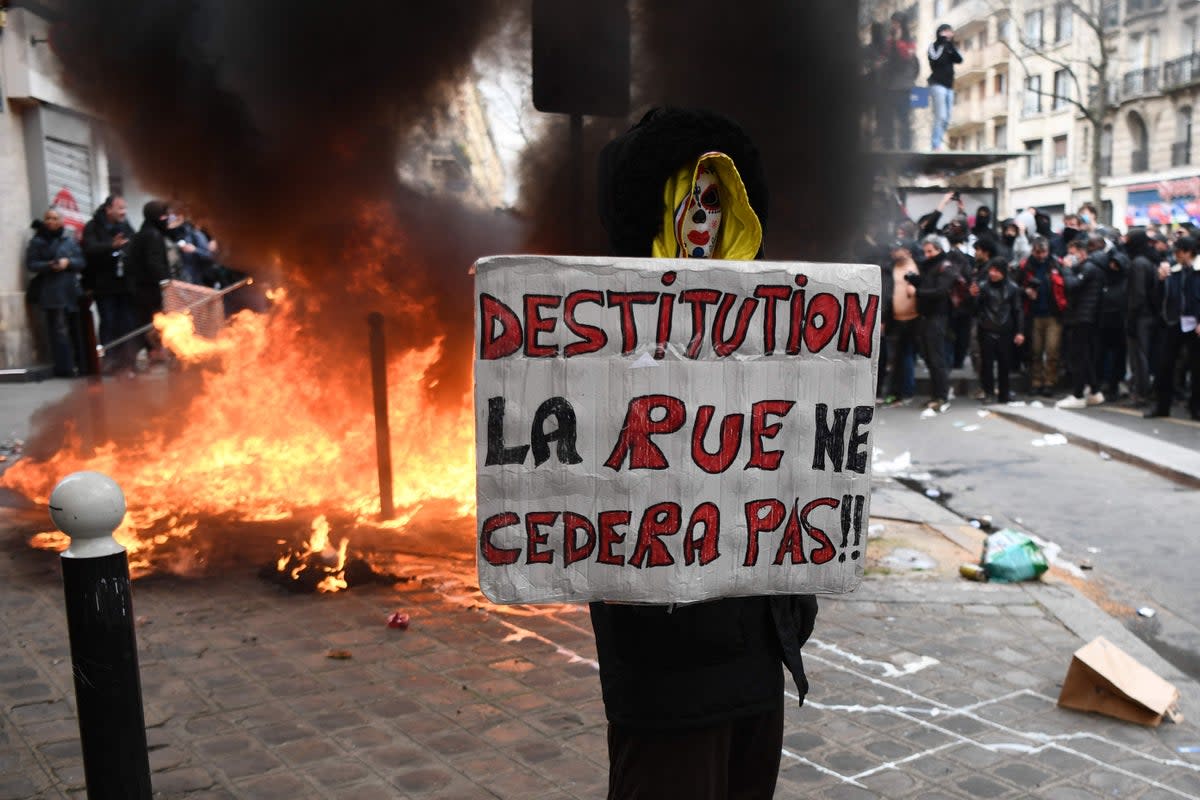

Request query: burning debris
[
  {"left": 259, "top": 516, "right": 381, "bottom": 594},
  {"left": 3, "top": 1, "right": 866, "bottom": 586}
]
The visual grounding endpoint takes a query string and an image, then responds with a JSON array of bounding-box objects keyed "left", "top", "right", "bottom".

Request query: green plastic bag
[{"left": 982, "top": 529, "right": 1048, "bottom": 583}]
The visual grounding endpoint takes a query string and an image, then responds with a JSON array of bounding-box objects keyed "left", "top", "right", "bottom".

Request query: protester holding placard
[{"left": 589, "top": 107, "right": 818, "bottom": 800}]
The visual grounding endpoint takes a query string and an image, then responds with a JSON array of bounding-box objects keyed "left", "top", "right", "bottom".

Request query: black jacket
[
  {"left": 1098, "top": 251, "right": 1129, "bottom": 329},
  {"left": 25, "top": 222, "right": 84, "bottom": 310},
  {"left": 912, "top": 253, "right": 958, "bottom": 317},
  {"left": 125, "top": 221, "right": 171, "bottom": 316},
  {"left": 927, "top": 35, "right": 962, "bottom": 88},
  {"left": 81, "top": 206, "right": 136, "bottom": 297},
  {"left": 1062, "top": 252, "right": 1106, "bottom": 326},
  {"left": 591, "top": 107, "right": 817, "bottom": 729},
  {"left": 973, "top": 276, "right": 1024, "bottom": 336}
]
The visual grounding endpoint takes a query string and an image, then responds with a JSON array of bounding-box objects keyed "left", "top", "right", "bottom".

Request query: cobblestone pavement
[{"left": 2, "top": 513, "right": 1200, "bottom": 799}]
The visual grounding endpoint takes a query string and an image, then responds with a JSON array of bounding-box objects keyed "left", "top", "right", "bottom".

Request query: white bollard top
[{"left": 49, "top": 471, "right": 127, "bottom": 559}]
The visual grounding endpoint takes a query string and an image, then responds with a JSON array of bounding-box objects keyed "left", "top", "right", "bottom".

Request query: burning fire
[{"left": 5, "top": 244, "right": 478, "bottom": 587}]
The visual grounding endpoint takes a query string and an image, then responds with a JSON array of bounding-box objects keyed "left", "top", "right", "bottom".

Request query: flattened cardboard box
[{"left": 1057, "top": 636, "right": 1182, "bottom": 727}]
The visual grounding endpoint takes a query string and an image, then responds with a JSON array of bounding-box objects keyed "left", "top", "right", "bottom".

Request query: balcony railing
[
  {"left": 1123, "top": 67, "right": 1161, "bottom": 98},
  {"left": 1172, "top": 140, "right": 1192, "bottom": 166},
  {"left": 982, "top": 93, "right": 1009, "bottom": 118},
  {"left": 1164, "top": 53, "right": 1200, "bottom": 89},
  {"left": 1132, "top": 148, "right": 1149, "bottom": 172},
  {"left": 1126, "top": 0, "right": 1165, "bottom": 15}
]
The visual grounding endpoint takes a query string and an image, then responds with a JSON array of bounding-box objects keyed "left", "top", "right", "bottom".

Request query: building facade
[{"left": 863, "top": 0, "right": 1200, "bottom": 231}]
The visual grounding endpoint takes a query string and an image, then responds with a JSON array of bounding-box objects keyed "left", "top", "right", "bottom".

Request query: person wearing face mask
[
  {"left": 25, "top": 207, "right": 85, "bottom": 377},
  {"left": 123, "top": 200, "right": 174, "bottom": 370},
  {"left": 968, "top": 257, "right": 1025, "bottom": 403},
  {"left": 1125, "top": 230, "right": 1164, "bottom": 406},
  {"left": 593, "top": 107, "right": 818, "bottom": 800}
]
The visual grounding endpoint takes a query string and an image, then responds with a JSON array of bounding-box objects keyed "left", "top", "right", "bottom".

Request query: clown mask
[{"left": 675, "top": 163, "right": 723, "bottom": 258}]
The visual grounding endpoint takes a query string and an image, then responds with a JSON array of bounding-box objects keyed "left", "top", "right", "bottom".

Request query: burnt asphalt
[{"left": 1, "top": 375, "right": 1200, "bottom": 799}]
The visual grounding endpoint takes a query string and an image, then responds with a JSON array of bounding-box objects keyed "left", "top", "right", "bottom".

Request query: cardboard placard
[
  {"left": 1057, "top": 636, "right": 1182, "bottom": 727},
  {"left": 473, "top": 255, "right": 881, "bottom": 604}
]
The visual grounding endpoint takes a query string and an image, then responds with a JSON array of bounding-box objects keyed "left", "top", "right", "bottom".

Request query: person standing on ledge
[
  {"left": 593, "top": 106, "right": 819, "bottom": 800},
  {"left": 927, "top": 23, "right": 962, "bottom": 152}
]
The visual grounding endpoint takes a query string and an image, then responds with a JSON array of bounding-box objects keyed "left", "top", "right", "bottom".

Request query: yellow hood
[{"left": 651, "top": 151, "right": 763, "bottom": 260}]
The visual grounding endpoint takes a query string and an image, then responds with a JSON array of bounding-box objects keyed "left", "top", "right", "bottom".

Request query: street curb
[
  {"left": 990, "top": 405, "right": 1200, "bottom": 489},
  {"left": 873, "top": 475, "right": 1200, "bottom": 717}
]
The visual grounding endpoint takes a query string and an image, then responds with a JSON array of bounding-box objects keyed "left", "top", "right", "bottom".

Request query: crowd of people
[
  {"left": 25, "top": 196, "right": 229, "bottom": 378},
  {"left": 868, "top": 194, "right": 1200, "bottom": 421}
]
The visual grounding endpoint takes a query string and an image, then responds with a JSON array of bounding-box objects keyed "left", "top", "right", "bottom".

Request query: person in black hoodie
[
  {"left": 25, "top": 207, "right": 85, "bottom": 377},
  {"left": 1095, "top": 248, "right": 1129, "bottom": 400},
  {"left": 1125, "top": 230, "right": 1164, "bottom": 405},
  {"left": 593, "top": 107, "right": 818, "bottom": 800},
  {"left": 1056, "top": 235, "right": 1107, "bottom": 408},
  {"left": 122, "top": 200, "right": 173, "bottom": 368},
  {"left": 82, "top": 195, "right": 137, "bottom": 371},
  {"left": 927, "top": 23, "right": 962, "bottom": 151},
  {"left": 969, "top": 257, "right": 1025, "bottom": 402}
]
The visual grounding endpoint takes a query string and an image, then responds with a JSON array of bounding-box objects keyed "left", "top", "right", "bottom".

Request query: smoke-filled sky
[{"left": 51, "top": 0, "right": 866, "bottom": 398}]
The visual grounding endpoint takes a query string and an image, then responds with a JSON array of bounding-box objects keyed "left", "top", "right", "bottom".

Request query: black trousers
[
  {"left": 916, "top": 315, "right": 950, "bottom": 402},
  {"left": 1152, "top": 325, "right": 1200, "bottom": 415},
  {"left": 606, "top": 702, "right": 784, "bottom": 800},
  {"left": 1065, "top": 323, "right": 1098, "bottom": 397},
  {"left": 978, "top": 331, "right": 1012, "bottom": 399},
  {"left": 886, "top": 318, "right": 919, "bottom": 398}
]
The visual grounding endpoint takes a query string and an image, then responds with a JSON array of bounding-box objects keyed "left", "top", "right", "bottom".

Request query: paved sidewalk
[{"left": 3, "top": 379, "right": 1200, "bottom": 798}]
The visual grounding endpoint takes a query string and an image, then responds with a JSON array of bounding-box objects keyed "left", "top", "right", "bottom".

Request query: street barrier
[{"left": 49, "top": 471, "right": 152, "bottom": 800}]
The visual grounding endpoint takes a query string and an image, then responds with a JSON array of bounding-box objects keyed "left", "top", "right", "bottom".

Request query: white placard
[{"left": 474, "top": 255, "right": 880, "bottom": 604}]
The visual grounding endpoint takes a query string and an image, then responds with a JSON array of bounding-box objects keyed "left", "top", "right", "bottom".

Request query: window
[
  {"left": 995, "top": 122, "right": 1008, "bottom": 149},
  {"left": 1129, "top": 112, "right": 1150, "bottom": 172},
  {"left": 979, "top": 28, "right": 988, "bottom": 48},
  {"left": 1102, "top": 1, "right": 1120, "bottom": 28},
  {"left": 1025, "top": 139, "right": 1045, "bottom": 177},
  {"left": 1183, "top": 19, "right": 1198, "bottom": 55},
  {"left": 998, "top": 17, "right": 1013, "bottom": 43},
  {"left": 1055, "top": 4, "right": 1073, "bottom": 43},
  {"left": 975, "top": 131, "right": 986, "bottom": 150},
  {"left": 934, "top": 0, "right": 946, "bottom": 16},
  {"left": 1052, "top": 136, "right": 1069, "bottom": 175},
  {"left": 1130, "top": 35, "right": 1144, "bottom": 71},
  {"left": 1054, "top": 69, "right": 1072, "bottom": 109},
  {"left": 1148, "top": 30, "right": 1160, "bottom": 68},
  {"left": 1024, "top": 75, "right": 1043, "bottom": 115},
  {"left": 1175, "top": 107, "right": 1193, "bottom": 166},
  {"left": 1024, "top": 10, "right": 1044, "bottom": 47},
  {"left": 995, "top": 72, "right": 1008, "bottom": 95}
]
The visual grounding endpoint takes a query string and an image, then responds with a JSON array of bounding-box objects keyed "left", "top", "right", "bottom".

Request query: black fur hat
[{"left": 596, "top": 107, "right": 769, "bottom": 258}]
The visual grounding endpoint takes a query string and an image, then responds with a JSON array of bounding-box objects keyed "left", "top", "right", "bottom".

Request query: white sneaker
[
  {"left": 1055, "top": 395, "right": 1087, "bottom": 409},
  {"left": 1086, "top": 392, "right": 1105, "bottom": 406}
]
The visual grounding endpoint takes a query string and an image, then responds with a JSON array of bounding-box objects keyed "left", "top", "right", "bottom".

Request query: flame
[{"left": 4, "top": 236, "right": 478, "bottom": 583}]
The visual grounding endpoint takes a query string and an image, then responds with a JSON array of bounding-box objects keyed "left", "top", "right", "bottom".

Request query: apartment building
[{"left": 1080, "top": 0, "right": 1200, "bottom": 229}]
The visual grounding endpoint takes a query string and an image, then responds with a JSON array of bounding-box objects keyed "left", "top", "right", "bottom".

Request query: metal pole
[
  {"left": 97, "top": 277, "right": 253, "bottom": 357},
  {"left": 49, "top": 471, "right": 151, "bottom": 800},
  {"left": 367, "top": 313, "right": 395, "bottom": 520}
]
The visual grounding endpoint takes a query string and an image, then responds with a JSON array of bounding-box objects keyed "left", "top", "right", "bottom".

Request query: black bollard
[
  {"left": 367, "top": 312, "right": 395, "bottom": 520},
  {"left": 50, "top": 472, "right": 152, "bottom": 800}
]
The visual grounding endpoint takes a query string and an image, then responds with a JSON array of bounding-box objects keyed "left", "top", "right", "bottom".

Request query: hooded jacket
[
  {"left": 592, "top": 107, "right": 816, "bottom": 730},
  {"left": 25, "top": 220, "right": 85, "bottom": 310},
  {"left": 124, "top": 200, "right": 172, "bottom": 317},
  {"left": 1062, "top": 251, "right": 1106, "bottom": 326},
  {"left": 1098, "top": 250, "right": 1129, "bottom": 329},
  {"left": 1124, "top": 232, "right": 1161, "bottom": 324},
  {"left": 1017, "top": 253, "right": 1066, "bottom": 317},
  {"left": 912, "top": 250, "right": 959, "bottom": 317},
  {"left": 927, "top": 33, "right": 962, "bottom": 88}
]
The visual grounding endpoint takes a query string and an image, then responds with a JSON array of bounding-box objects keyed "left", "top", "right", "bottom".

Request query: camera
[{"left": 951, "top": 191, "right": 961, "bottom": 201}]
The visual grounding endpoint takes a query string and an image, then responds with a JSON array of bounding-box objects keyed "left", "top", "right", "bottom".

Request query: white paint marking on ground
[
  {"left": 780, "top": 747, "right": 864, "bottom": 787},
  {"left": 494, "top": 619, "right": 599, "bottom": 670},
  {"left": 803, "top": 649, "right": 1200, "bottom": 793},
  {"left": 809, "top": 638, "right": 939, "bottom": 676}
]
